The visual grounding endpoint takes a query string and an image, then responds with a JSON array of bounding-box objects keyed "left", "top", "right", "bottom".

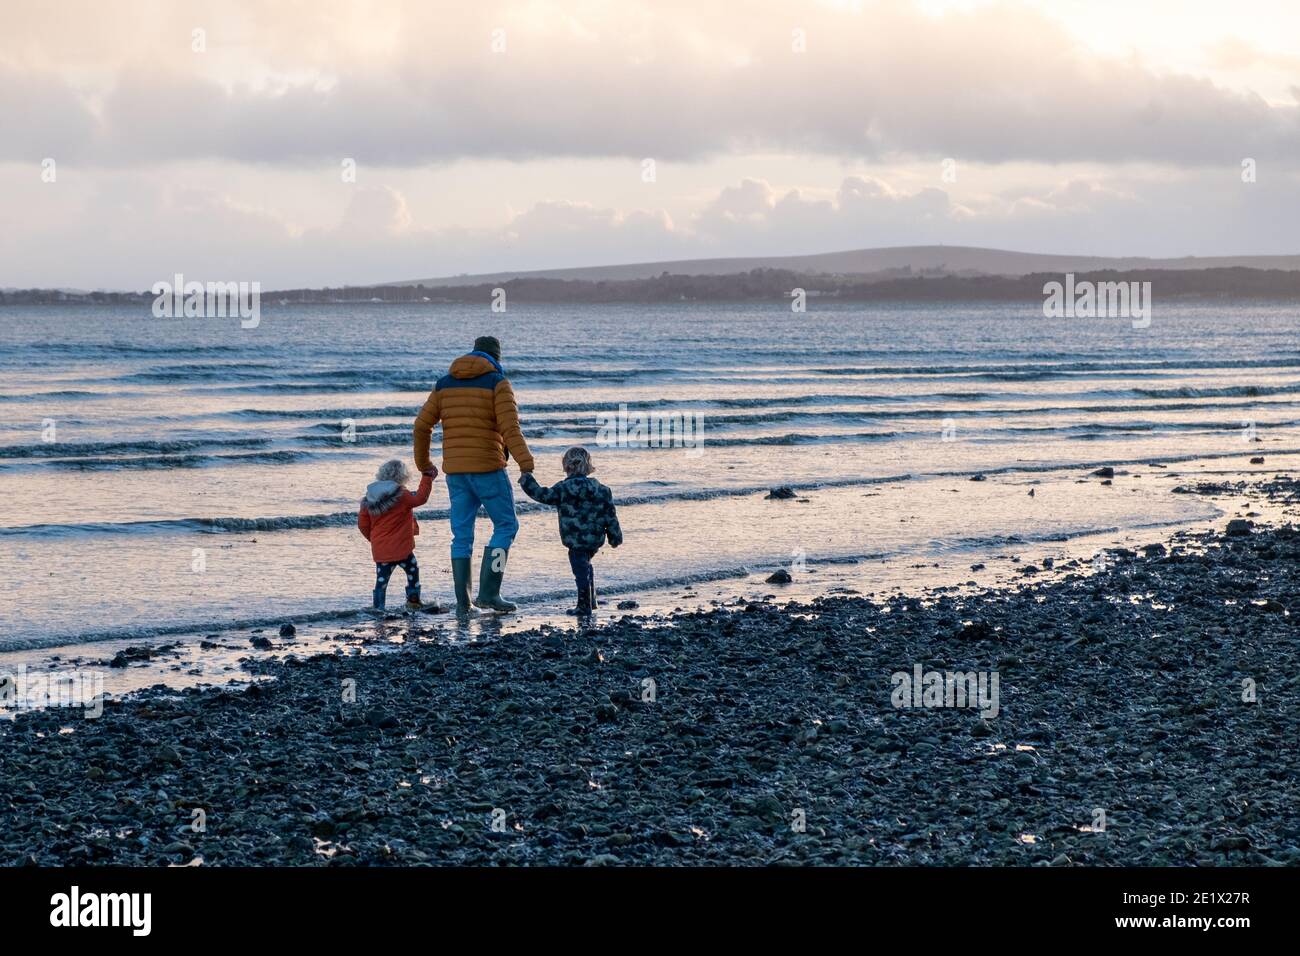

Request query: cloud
[
  {"left": 0, "top": 173, "right": 688, "bottom": 288},
  {"left": 3, "top": 0, "right": 1298, "bottom": 167},
  {"left": 3, "top": 1, "right": 1298, "bottom": 288},
  {"left": 338, "top": 186, "right": 413, "bottom": 238},
  {"left": 0, "top": 61, "right": 100, "bottom": 160},
  {"left": 9, "top": 169, "right": 1236, "bottom": 290},
  {"left": 1207, "top": 36, "right": 1300, "bottom": 73},
  {"left": 689, "top": 175, "right": 967, "bottom": 254}
]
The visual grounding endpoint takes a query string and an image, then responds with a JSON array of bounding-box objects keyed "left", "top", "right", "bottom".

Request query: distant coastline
[{"left": 8, "top": 265, "right": 1300, "bottom": 306}]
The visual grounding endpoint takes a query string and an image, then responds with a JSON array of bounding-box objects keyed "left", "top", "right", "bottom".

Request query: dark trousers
[
  {"left": 567, "top": 547, "right": 597, "bottom": 610},
  {"left": 374, "top": 553, "right": 420, "bottom": 608}
]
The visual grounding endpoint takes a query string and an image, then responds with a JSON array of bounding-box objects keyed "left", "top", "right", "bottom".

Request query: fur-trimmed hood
[
  {"left": 362, "top": 480, "right": 403, "bottom": 515},
  {"left": 357, "top": 471, "right": 433, "bottom": 563}
]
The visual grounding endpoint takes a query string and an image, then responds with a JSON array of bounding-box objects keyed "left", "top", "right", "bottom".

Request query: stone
[
  {"left": 956, "top": 620, "right": 995, "bottom": 641},
  {"left": 366, "top": 709, "right": 399, "bottom": 729}
]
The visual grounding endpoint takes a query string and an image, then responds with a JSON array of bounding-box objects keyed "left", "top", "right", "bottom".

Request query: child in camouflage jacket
[{"left": 519, "top": 446, "right": 622, "bottom": 615}]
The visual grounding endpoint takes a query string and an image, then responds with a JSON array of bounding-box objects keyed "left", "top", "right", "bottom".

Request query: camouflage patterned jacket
[{"left": 520, "top": 474, "right": 623, "bottom": 552}]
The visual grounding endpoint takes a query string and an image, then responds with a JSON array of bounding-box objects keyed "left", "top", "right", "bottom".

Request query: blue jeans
[{"left": 446, "top": 470, "right": 520, "bottom": 559}]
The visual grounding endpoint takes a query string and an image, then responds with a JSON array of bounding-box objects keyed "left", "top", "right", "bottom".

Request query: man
[{"left": 414, "top": 335, "right": 534, "bottom": 616}]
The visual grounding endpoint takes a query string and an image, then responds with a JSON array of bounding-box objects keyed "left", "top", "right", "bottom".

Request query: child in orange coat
[{"left": 358, "top": 459, "right": 437, "bottom": 610}]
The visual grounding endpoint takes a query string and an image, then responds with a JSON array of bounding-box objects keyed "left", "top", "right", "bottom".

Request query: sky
[{"left": 2, "top": 0, "right": 1299, "bottom": 290}]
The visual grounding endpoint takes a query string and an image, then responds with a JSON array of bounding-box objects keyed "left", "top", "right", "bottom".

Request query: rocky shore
[{"left": 4, "top": 485, "right": 1299, "bottom": 866}]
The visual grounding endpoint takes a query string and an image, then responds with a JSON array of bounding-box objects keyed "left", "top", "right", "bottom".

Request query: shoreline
[
  {"left": 0, "top": 449, "right": 1270, "bottom": 698},
  {"left": 2, "top": 474, "right": 1297, "bottom": 865}
]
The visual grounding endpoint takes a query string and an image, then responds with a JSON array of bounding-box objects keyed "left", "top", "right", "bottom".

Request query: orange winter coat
[
  {"left": 413, "top": 352, "right": 535, "bottom": 475},
  {"left": 357, "top": 473, "right": 433, "bottom": 563}
]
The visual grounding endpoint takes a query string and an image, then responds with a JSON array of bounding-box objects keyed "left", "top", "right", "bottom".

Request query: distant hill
[
  {"left": 9, "top": 246, "right": 1300, "bottom": 305},
  {"left": 10, "top": 264, "right": 1300, "bottom": 306},
  {"left": 390, "top": 245, "right": 1300, "bottom": 288}
]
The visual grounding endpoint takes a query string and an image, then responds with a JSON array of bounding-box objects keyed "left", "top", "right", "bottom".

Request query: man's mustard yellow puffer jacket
[{"left": 413, "top": 352, "right": 535, "bottom": 475}]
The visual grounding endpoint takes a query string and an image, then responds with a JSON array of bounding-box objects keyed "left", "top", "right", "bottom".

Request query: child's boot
[{"left": 566, "top": 585, "right": 594, "bottom": 617}]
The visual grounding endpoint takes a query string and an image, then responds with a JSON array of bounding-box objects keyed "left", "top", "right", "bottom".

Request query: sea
[{"left": 1, "top": 298, "right": 1295, "bottom": 653}]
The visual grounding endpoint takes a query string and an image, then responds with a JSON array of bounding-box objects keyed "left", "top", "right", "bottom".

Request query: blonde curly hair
[
  {"left": 375, "top": 459, "right": 411, "bottom": 486},
  {"left": 562, "top": 446, "right": 594, "bottom": 476}
]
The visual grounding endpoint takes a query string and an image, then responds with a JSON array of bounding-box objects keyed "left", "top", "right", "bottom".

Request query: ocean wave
[
  {"left": 187, "top": 381, "right": 436, "bottom": 394},
  {"left": 0, "top": 436, "right": 272, "bottom": 459},
  {"left": 5, "top": 400, "right": 1293, "bottom": 471},
  {"left": 2, "top": 438, "right": 1270, "bottom": 540},
  {"left": 0, "top": 389, "right": 119, "bottom": 403},
  {"left": 701, "top": 431, "right": 898, "bottom": 446},
  {"left": 69, "top": 352, "right": 1300, "bottom": 399},
  {"left": 216, "top": 394, "right": 1300, "bottom": 432},
  {"left": 0, "top": 511, "right": 360, "bottom": 536},
  {"left": 9, "top": 342, "right": 250, "bottom": 356},
  {"left": 113, "top": 366, "right": 287, "bottom": 383},
  {"left": 998, "top": 418, "right": 1298, "bottom": 435},
  {"left": 0, "top": 475, "right": 914, "bottom": 539},
  {"left": 227, "top": 404, "right": 417, "bottom": 420},
  {"left": 0, "top": 449, "right": 315, "bottom": 472},
  {"left": 1133, "top": 383, "right": 1300, "bottom": 399},
  {"left": 810, "top": 356, "right": 1300, "bottom": 377},
  {"left": 209, "top": 387, "right": 1300, "bottom": 426}
]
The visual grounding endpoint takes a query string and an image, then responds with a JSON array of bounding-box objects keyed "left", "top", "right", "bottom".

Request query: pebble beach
[{"left": 4, "top": 475, "right": 1297, "bottom": 867}]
